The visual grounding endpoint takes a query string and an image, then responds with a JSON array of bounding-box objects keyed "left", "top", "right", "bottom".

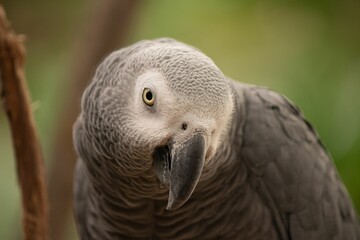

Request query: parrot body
[{"left": 73, "top": 38, "right": 360, "bottom": 239}]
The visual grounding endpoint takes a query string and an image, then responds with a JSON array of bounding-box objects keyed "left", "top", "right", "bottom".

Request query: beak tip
[
  {"left": 165, "top": 203, "right": 173, "bottom": 211},
  {"left": 166, "top": 194, "right": 173, "bottom": 211},
  {"left": 166, "top": 198, "right": 182, "bottom": 211},
  {"left": 166, "top": 192, "right": 176, "bottom": 211},
  {"left": 166, "top": 190, "right": 189, "bottom": 211}
]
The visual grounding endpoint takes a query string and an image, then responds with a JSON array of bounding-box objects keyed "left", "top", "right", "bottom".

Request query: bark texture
[{"left": 0, "top": 5, "right": 48, "bottom": 240}]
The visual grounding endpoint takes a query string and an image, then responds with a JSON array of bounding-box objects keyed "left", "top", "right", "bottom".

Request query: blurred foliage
[{"left": 1, "top": 0, "right": 359, "bottom": 239}]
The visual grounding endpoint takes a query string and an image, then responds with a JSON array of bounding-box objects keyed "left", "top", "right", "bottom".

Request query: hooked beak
[{"left": 153, "top": 133, "right": 206, "bottom": 211}]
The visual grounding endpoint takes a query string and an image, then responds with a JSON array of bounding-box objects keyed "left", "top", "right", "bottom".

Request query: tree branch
[{"left": 0, "top": 5, "right": 48, "bottom": 240}]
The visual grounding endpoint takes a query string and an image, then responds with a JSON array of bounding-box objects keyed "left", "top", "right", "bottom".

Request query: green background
[{"left": 1, "top": 0, "right": 359, "bottom": 239}]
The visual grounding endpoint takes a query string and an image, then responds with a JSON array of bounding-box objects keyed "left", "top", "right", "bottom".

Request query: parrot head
[{"left": 79, "top": 39, "right": 234, "bottom": 210}]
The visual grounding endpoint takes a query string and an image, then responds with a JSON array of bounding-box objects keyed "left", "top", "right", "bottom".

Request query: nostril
[{"left": 182, "top": 123, "right": 188, "bottom": 131}]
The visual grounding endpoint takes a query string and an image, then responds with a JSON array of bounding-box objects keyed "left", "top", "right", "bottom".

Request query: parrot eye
[{"left": 142, "top": 88, "right": 155, "bottom": 106}]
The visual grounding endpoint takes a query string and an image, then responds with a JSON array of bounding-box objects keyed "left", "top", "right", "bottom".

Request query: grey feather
[{"left": 73, "top": 38, "right": 360, "bottom": 239}]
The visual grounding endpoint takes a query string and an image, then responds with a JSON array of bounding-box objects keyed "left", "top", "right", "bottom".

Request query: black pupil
[{"left": 146, "top": 91, "right": 153, "bottom": 100}]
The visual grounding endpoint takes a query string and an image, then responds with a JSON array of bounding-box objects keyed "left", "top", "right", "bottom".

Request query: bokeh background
[{"left": 1, "top": 0, "right": 359, "bottom": 239}]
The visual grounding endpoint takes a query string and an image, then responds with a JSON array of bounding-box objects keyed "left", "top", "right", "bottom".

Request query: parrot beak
[{"left": 152, "top": 133, "right": 206, "bottom": 211}]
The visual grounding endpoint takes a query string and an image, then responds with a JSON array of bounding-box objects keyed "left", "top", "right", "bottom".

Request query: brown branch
[
  {"left": 47, "top": 0, "right": 140, "bottom": 239},
  {"left": 0, "top": 5, "right": 48, "bottom": 240}
]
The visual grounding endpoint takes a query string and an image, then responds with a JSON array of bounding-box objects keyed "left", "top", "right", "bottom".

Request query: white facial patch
[
  {"left": 130, "top": 70, "right": 179, "bottom": 143},
  {"left": 129, "top": 69, "right": 234, "bottom": 161}
]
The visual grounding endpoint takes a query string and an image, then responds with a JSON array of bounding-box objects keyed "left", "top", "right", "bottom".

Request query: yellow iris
[{"left": 142, "top": 88, "right": 155, "bottom": 106}]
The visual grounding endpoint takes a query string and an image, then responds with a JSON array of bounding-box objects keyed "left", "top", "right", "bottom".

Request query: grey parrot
[{"left": 73, "top": 38, "right": 360, "bottom": 239}]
